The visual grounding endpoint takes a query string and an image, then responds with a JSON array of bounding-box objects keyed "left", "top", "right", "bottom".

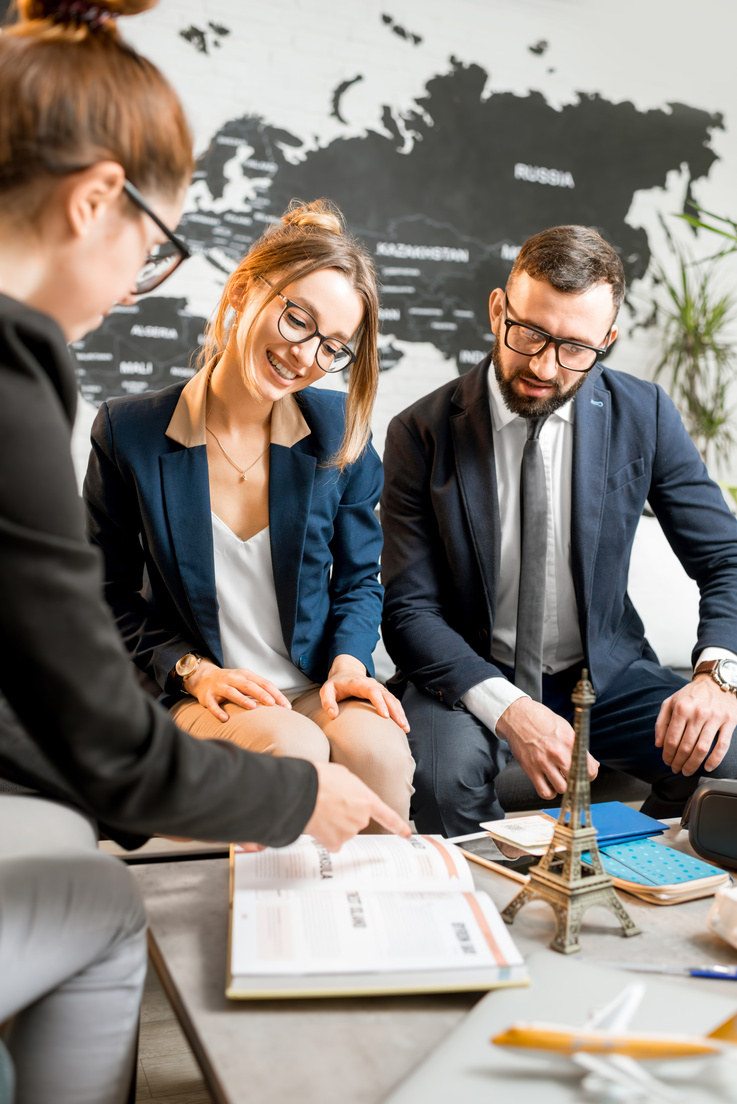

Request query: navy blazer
[
  {"left": 84, "top": 371, "right": 384, "bottom": 709},
  {"left": 381, "top": 356, "right": 737, "bottom": 707}
]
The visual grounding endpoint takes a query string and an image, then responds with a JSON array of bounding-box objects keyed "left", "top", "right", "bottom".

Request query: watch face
[
  {"left": 718, "top": 659, "right": 737, "bottom": 688},
  {"left": 176, "top": 654, "right": 199, "bottom": 678}
]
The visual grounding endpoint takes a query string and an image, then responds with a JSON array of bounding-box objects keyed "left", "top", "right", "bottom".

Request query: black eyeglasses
[
  {"left": 503, "top": 294, "right": 612, "bottom": 373},
  {"left": 123, "top": 180, "right": 191, "bottom": 295},
  {"left": 260, "top": 278, "right": 356, "bottom": 373}
]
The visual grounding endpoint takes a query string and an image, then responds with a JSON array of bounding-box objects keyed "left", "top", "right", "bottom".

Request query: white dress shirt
[{"left": 461, "top": 364, "right": 735, "bottom": 734}]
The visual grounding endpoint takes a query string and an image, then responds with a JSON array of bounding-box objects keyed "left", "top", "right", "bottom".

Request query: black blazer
[
  {"left": 381, "top": 356, "right": 737, "bottom": 707},
  {"left": 0, "top": 293, "right": 316, "bottom": 845}
]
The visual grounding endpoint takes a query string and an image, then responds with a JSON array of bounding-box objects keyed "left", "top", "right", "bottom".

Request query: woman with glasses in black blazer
[{"left": 0, "top": 5, "right": 408, "bottom": 1100}]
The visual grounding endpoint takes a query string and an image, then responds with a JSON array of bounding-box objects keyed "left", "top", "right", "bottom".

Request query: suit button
[
  {"left": 478, "top": 628, "right": 489, "bottom": 642},
  {"left": 299, "top": 656, "right": 307, "bottom": 670}
]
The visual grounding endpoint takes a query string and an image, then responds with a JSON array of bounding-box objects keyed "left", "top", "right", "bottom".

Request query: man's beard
[{"left": 491, "top": 339, "right": 587, "bottom": 418}]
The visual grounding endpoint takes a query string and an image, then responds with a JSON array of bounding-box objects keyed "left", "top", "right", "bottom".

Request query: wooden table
[{"left": 129, "top": 827, "right": 737, "bottom": 1104}]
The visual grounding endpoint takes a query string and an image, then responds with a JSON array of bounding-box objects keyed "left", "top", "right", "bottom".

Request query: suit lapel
[
  {"left": 162, "top": 383, "right": 313, "bottom": 662},
  {"left": 160, "top": 446, "right": 224, "bottom": 664},
  {"left": 269, "top": 443, "right": 317, "bottom": 652},
  {"left": 571, "top": 368, "right": 610, "bottom": 617},
  {"left": 450, "top": 361, "right": 501, "bottom": 618}
]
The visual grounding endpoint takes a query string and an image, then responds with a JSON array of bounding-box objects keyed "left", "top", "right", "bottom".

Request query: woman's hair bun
[
  {"left": 281, "top": 198, "right": 344, "bottom": 236},
  {"left": 1, "top": 0, "right": 191, "bottom": 199},
  {"left": 14, "top": 0, "right": 157, "bottom": 27}
]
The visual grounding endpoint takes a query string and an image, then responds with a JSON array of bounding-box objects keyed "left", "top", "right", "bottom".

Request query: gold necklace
[{"left": 206, "top": 425, "right": 270, "bottom": 481}]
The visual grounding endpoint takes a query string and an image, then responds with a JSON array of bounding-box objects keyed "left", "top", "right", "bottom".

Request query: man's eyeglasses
[
  {"left": 260, "top": 278, "right": 357, "bottom": 373},
  {"left": 502, "top": 294, "right": 612, "bottom": 373},
  {"left": 123, "top": 180, "right": 191, "bottom": 296}
]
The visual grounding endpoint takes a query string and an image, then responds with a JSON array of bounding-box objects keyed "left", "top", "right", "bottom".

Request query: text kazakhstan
[{"left": 376, "top": 242, "right": 470, "bottom": 262}]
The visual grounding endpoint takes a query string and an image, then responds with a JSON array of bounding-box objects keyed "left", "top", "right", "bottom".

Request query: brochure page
[
  {"left": 230, "top": 888, "right": 524, "bottom": 977},
  {"left": 233, "top": 834, "right": 475, "bottom": 894}
]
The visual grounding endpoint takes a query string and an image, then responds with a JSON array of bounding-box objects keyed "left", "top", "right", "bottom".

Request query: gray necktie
[{"left": 514, "top": 415, "right": 549, "bottom": 701}]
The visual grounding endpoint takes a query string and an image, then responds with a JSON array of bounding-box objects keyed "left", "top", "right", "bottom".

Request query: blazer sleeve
[
  {"left": 325, "top": 441, "right": 384, "bottom": 676},
  {"left": 381, "top": 415, "right": 502, "bottom": 705},
  {"left": 647, "top": 384, "right": 737, "bottom": 663},
  {"left": 84, "top": 402, "right": 203, "bottom": 694},
  {"left": 0, "top": 321, "right": 317, "bottom": 844}
]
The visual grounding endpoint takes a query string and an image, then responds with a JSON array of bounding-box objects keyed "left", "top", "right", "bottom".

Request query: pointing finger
[{"left": 368, "top": 796, "right": 411, "bottom": 837}]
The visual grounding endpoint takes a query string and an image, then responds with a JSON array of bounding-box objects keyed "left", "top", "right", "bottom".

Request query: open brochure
[{"left": 227, "top": 834, "right": 528, "bottom": 999}]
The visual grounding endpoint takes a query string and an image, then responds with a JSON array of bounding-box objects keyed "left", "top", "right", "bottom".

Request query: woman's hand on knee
[
  {"left": 304, "top": 762, "right": 412, "bottom": 850},
  {"left": 185, "top": 659, "right": 292, "bottom": 722},
  {"left": 321, "top": 658, "right": 409, "bottom": 732}
]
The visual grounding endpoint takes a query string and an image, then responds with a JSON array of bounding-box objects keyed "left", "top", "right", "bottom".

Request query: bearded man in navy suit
[{"left": 381, "top": 225, "right": 737, "bottom": 837}]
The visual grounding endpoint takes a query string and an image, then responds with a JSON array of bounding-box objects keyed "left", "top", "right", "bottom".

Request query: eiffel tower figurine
[{"left": 501, "top": 669, "right": 641, "bottom": 954}]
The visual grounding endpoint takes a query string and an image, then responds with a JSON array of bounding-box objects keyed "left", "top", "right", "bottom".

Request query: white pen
[{"left": 597, "top": 961, "right": 737, "bottom": 981}]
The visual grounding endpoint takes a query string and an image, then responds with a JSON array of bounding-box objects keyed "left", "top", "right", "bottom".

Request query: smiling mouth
[{"left": 267, "top": 350, "right": 297, "bottom": 381}]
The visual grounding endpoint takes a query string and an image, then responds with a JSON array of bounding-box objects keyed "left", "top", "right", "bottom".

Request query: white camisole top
[{"left": 211, "top": 513, "right": 316, "bottom": 700}]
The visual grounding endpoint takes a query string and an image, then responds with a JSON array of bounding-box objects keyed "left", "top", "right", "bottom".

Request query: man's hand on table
[
  {"left": 496, "top": 697, "right": 599, "bottom": 800},
  {"left": 304, "top": 762, "right": 411, "bottom": 851},
  {"left": 655, "top": 676, "right": 737, "bottom": 775}
]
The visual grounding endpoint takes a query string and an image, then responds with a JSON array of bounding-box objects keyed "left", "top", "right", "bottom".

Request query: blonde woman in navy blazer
[{"left": 85, "top": 200, "right": 414, "bottom": 823}]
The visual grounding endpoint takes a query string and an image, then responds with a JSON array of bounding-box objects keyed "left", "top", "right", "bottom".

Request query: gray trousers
[
  {"left": 405, "top": 659, "right": 737, "bottom": 837},
  {"left": 0, "top": 796, "right": 147, "bottom": 1104}
]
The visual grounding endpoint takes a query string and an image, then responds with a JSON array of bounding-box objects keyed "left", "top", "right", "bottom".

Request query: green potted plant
[
  {"left": 679, "top": 205, "right": 737, "bottom": 258},
  {"left": 651, "top": 223, "right": 736, "bottom": 473}
]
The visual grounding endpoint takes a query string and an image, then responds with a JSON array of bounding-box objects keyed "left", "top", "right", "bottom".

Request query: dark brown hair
[
  {"left": 509, "top": 225, "right": 626, "bottom": 314},
  {"left": 199, "top": 199, "right": 379, "bottom": 470},
  {"left": 0, "top": 0, "right": 193, "bottom": 206}
]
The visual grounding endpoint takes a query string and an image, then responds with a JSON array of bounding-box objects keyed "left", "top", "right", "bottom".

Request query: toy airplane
[{"left": 492, "top": 982, "right": 737, "bottom": 1101}]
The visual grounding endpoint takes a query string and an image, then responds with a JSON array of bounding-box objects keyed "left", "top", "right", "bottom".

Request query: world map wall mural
[
  {"left": 71, "top": 52, "right": 722, "bottom": 404},
  {"left": 2, "top": 0, "right": 733, "bottom": 466}
]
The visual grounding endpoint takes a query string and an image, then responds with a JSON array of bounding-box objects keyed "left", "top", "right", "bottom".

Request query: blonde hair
[
  {"left": 0, "top": 1, "right": 193, "bottom": 208},
  {"left": 200, "top": 199, "right": 379, "bottom": 470}
]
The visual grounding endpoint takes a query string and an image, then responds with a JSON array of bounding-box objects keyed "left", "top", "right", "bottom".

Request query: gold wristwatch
[
  {"left": 175, "top": 652, "right": 202, "bottom": 686},
  {"left": 694, "top": 658, "right": 737, "bottom": 695}
]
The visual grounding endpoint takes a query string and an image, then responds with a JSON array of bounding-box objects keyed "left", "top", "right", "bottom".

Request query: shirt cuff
[
  {"left": 695, "top": 646, "right": 737, "bottom": 671},
  {"left": 461, "top": 677, "right": 529, "bottom": 735}
]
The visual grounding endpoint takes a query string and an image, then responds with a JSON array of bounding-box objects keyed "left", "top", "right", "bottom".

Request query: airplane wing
[
  {"left": 585, "top": 982, "right": 646, "bottom": 1031},
  {"left": 574, "top": 1052, "right": 681, "bottom": 1102},
  {"left": 576, "top": 983, "right": 675, "bottom": 1100}
]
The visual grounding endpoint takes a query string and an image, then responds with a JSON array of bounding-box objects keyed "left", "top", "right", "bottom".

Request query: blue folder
[{"left": 559, "top": 801, "right": 668, "bottom": 847}]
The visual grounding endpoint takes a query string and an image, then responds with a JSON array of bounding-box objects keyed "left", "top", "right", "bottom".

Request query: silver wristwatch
[{"left": 694, "top": 658, "right": 737, "bottom": 695}]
